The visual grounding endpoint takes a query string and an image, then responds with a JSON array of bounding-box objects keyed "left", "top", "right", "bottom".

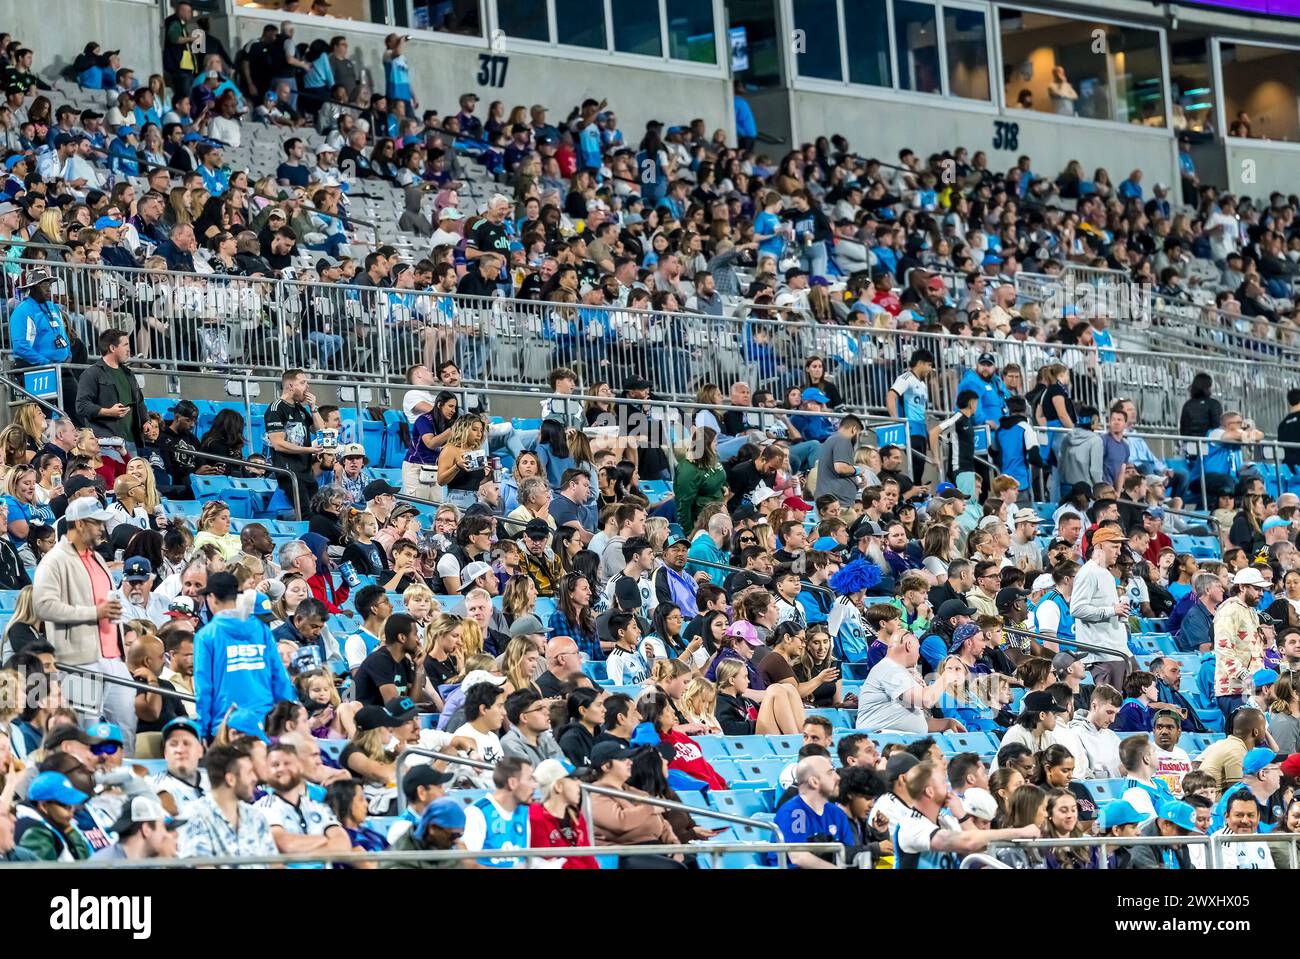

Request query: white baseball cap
[
  {"left": 1233, "top": 567, "right": 1267, "bottom": 587},
  {"left": 65, "top": 498, "right": 114, "bottom": 523},
  {"left": 962, "top": 787, "right": 998, "bottom": 822},
  {"left": 1031, "top": 573, "right": 1055, "bottom": 591}
]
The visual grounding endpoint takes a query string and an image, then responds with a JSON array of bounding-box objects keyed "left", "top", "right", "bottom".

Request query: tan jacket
[
  {"left": 32, "top": 539, "right": 119, "bottom": 665},
  {"left": 590, "top": 785, "right": 679, "bottom": 846}
]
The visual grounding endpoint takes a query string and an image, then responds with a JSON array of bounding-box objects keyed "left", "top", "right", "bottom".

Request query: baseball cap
[
  {"left": 937, "top": 598, "right": 977, "bottom": 620},
  {"left": 86, "top": 721, "right": 124, "bottom": 746},
  {"left": 337, "top": 443, "right": 367, "bottom": 461},
  {"left": 933, "top": 482, "right": 968, "bottom": 500},
  {"left": 355, "top": 701, "right": 414, "bottom": 732},
  {"left": 977, "top": 514, "right": 1005, "bottom": 532},
  {"left": 93, "top": 216, "right": 123, "bottom": 230},
  {"left": 43, "top": 725, "right": 104, "bottom": 750},
  {"left": 926, "top": 275, "right": 947, "bottom": 291},
  {"left": 523, "top": 519, "right": 551, "bottom": 540},
  {"left": 1281, "top": 754, "right": 1300, "bottom": 779},
  {"left": 962, "top": 787, "right": 998, "bottom": 821},
  {"left": 27, "top": 771, "right": 90, "bottom": 806},
  {"left": 590, "top": 741, "right": 631, "bottom": 768},
  {"left": 111, "top": 793, "right": 184, "bottom": 833},
  {"left": 459, "top": 561, "right": 493, "bottom": 591},
  {"left": 1021, "top": 690, "right": 1068, "bottom": 714},
  {"left": 751, "top": 484, "right": 779, "bottom": 507},
  {"left": 849, "top": 516, "right": 883, "bottom": 540},
  {"left": 1243, "top": 747, "right": 1285, "bottom": 776},
  {"left": 1142, "top": 507, "right": 1165, "bottom": 520},
  {"left": 1031, "top": 573, "right": 1056, "bottom": 591},
  {"left": 415, "top": 798, "right": 467, "bottom": 838},
  {"left": 1233, "top": 567, "right": 1268, "bottom": 587},
  {"left": 225, "top": 706, "right": 270, "bottom": 743},
  {"left": 1012, "top": 507, "right": 1039, "bottom": 525},
  {"left": 252, "top": 592, "right": 273, "bottom": 617},
  {"left": 64, "top": 497, "right": 114, "bottom": 523},
  {"left": 1090, "top": 526, "right": 1125, "bottom": 545},
  {"left": 438, "top": 207, "right": 465, "bottom": 220},
  {"left": 977, "top": 352, "right": 998, "bottom": 366},
  {"left": 666, "top": 529, "right": 690, "bottom": 549},
  {"left": 1253, "top": 668, "right": 1280, "bottom": 689},
  {"left": 732, "top": 505, "right": 758, "bottom": 524},
  {"left": 800, "top": 387, "right": 830, "bottom": 404},
  {"left": 168, "top": 595, "right": 196, "bottom": 617},
  {"left": 613, "top": 575, "right": 642, "bottom": 611},
  {"left": 314, "top": 255, "right": 341, "bottom": 273},
  {"left": 460, "top": 669, "right": 508, "bottom": 694},
  {"left": 1263, "top": 516, "right": 1292, "bottom": 532},
  {"left": 783, "top": 494, "right": 813, "bottom": 512},
  {"left": 63, "top": 475, "right": 98, "bottom": 498},
  {"left": 196, "top": 571, "right": 240, "bottom": 600},
  {"left": 811, "top": 536, "right": 840, "bottom": 552},
  {"left": 725, "top": 620, "right": 763, "bottom": 647},
  {"left": 995, "top": 587, "right": 1030, "bottom": 611},
  {"left": 885, "top": 752, "right": 919, "bottom": 783},
  {"left": 1051, "top": 649, "right": 1088, "bottom": 673},
  {"left": 1098, "top": 799, "right": 1145, "bottom": 830},
  {"left": 507, "top": 615, "right": 545, "bottom": 638},
  {"left": 161, "top": 716, "right": 201, "bottom": 744},
  {"left": 123, "top": 556, "right": 153, "bottom": 582},
  {"left": 402, "top": 764, "right": 454, "bottom": 798},
  {"left": 534, "top": 758, "right": 576, "bottom": 796},
  {"left": 623, "top": 375, "right": 653, "bottom": 392},
  {"left": 363, "top": 479, "right": 400, "bottom": 501},
  {"left": 1157, "top": 800, "right": 1202, "bottom": 834}
]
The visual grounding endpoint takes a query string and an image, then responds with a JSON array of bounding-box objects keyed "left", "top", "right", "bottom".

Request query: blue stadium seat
[
  {"left": 316, "top": 738, "right": 345, "bottom": 761},
  {"left": 764, "top": 734, "right": 802, "bottom": 756},
  {"left": 722, "top": 736, "right": 776, "bottom": 759},
  {"left": 1087, "top": 779, "right": 1125, "bottom": 802},
  {"left": 0, "top": 591, "right": 20, "bottom": 613},
  {"left": 534, "top": 596, "right": 557, "bottom": 624},
  {"left": 807, "top": 707, "right": 852, "bottom": 729},
  {"left": 711, "top": 790, "right": 770, "bottom": 818},
  {"left": 729, "top": 757, "right": 784, "bottom": 785},
  {"left": 697, "top": 737, "right": 731, "bottom": 761},
  {"left": 679, "top": 790, "right": 711, "bottom": 811},
  {"left": 581, "top": 660, "right": 608, "bottom": 683}
]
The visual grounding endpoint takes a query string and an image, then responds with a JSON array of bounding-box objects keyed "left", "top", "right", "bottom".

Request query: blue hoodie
[
  {"left": 1112, "top": 698, "right": 1154, "bottom": 732},
  {"left": 194, "top": 609, "right": 295, "bottom": 740}
]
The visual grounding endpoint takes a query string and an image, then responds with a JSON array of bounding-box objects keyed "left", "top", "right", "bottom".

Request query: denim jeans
[
  {"left": 309, "top": 331, "right": 344, "bottom": 367},
  {"left": 799, "top": 240, "right": 829, "bottom": 279}
]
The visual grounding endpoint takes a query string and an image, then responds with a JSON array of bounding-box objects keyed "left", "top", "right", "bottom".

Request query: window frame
[{"left": 1214, "top": 34, "right": 1300, "bottom": 151}]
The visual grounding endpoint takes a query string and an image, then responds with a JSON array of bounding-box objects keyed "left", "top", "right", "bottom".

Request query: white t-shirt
[
  {"left": 855, "top": 658, "right": 928, "bottom": 733},
  {"left": 1214, "top": 827, "right": 1276, "bottom": 869},
  {"left": 1153, "top": 746, "right": 1192, "bottom": 797},
  {"left": 451, "top": 723, "right": 503, "bottom": 788},
  {"left": 403, "top": 389, "right": 439, "bottom": 425},
  {"left": 257, "top": 791, "right": 339, "bottom": 837},
  {"left": 1206, "top": 210, "right": 1240, "bottom": 261},
  {"left": 1032, "top": 599, "right": 1061, "bottom": 635}
]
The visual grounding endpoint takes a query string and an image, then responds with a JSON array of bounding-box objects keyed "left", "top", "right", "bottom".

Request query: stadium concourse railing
[
  {"left": 7, "top": 257, "right": 1292, "bottom": 437},
  {"left": 29, "top": 362, "right": 913, "bottom": 487},
  {"left": 0, "top": 841, "right": 845, "bottom": 869},
  {"left": 392, "top": 748, "right": 801, "bottom": 868},
  {"left": 983, "top": 833, "right": 1300, "bottom": 870}
]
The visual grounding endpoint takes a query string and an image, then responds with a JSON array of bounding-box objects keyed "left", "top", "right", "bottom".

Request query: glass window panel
[
  {"left": 497, "top": 0, "right": 549, "bottom": 41},
  {"left": 998, "top": 9, "right": 1165, "bottom": 126},
  {"left": 1168, "top": 35, "right": 1216, "bottom": 138},
  {"left": 1221, "top": 41, "right": 1300, "bottom": 141},
  {"left": 557, "top": 0, "right": 607, "bottom": 48},
  {"left": 792, "top": 0, "right": 842, "bottom": 81},
  {"left": 613, "top": 0, "right": 663, "bottom": 56},
  {"left": 893, "top": 0, "right": 941, "bottom": 94},
  {"left": 728, "top": 0, "right": 782, "bottom": 88},
  {"left": 944, "top": 7, "right": 989, "bottom": 100},
  {"left": 410, "top": 0, "right": 482, "bottom": 34},
  {"left": 844, "top": 0, "right": 890, "bottom": 87},
  {"left": 666, "top": 0, "right": 716, "bottom": 63}
]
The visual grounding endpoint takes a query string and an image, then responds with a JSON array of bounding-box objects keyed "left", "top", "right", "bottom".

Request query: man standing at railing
[
  {"left": 9, "top": 267, "right": 71, "bottom": 368},
  {"left": 1069, "top": 526, "right": 1132, "bottom": 691},
  {"left": 75, "top": 329, "right": 146, "bottom": 454},
  {"left": 266, "top": 368, "right": 326, "bottom": 512}
]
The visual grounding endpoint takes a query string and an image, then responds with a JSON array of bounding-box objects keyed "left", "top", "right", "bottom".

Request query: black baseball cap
[
  {"left": 995, "top": 587, "right": 1030, "bottom": 611},
  {"left": 63, "top": 475, "right": 98, "bottom": 498},
  {"left": 402, "top": 763, "right": 454, "bottom": 798},
  {"left": 363, "top": 479, "right": 400, "bottom": 501},
  {"left": 43, "top": 725, "right": 104, "bottom": 750},
  {"left": 590, "top": 741, "right": 631, "bottom": 767},
  {"left": 936, "top": 598, "right": 977, "bottom": 620},
  {"left": 523, "top": 519, "right": 551, "bottom": 540},
  {"left": 1022, "top": 690, "right": 1068, "bottom": 714}
]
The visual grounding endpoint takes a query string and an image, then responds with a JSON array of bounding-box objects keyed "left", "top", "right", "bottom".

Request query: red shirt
[
  {"left": 1144, "top": 531, "right": 1172, "bottom": 565},
  {"left": 662, "top": 729, "right": 728, "bottom": 790},
  {"left": 78, "top": 548, "right": 119, "bottom": 660},
  {"left": 527, "top": 804, "right": 599, "bottom": 869},
  {"left": 309, "top": 571, "right": 347, "bottom": 615}
]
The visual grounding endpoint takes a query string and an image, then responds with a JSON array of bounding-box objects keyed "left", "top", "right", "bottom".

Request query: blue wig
[{"left": 829, "top": 559, "right": 881, "bottom": 597}]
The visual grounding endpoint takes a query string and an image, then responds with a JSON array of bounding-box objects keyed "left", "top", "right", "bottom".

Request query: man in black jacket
[{"left": 74, "top": 329, "right": 146, "bottom": 451}]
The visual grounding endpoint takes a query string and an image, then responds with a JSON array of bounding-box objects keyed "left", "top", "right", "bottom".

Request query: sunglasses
[{"left": 91, "top": 742, "right": 121, "bottom": 756}]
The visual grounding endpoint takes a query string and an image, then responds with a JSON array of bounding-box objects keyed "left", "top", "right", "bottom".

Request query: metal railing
[
  {"left": 9, "top": 256, "right": 1295, "bottom": 437},
  {"left": 985, "top": 831, "right": 1299, "bottom": 870},
  {"left": 392, "top": 746, "right": 795, "bottom": 865},
  {"left": 0, "top": 840, "right": 843, "bottom": 869},
  {"left": 54, "top": 661, "right": 197, "bottom": 703}
]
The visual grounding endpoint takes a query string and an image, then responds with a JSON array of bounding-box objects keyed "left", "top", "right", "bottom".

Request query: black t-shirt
[
  {"left": 1040, "top": 383, "right": 1076, "bottom": 426},
  {"left": 424, "top": 652, "right": 460, "bottom": 688},
  {"left": 947, "top": 411, "right": 976, "bottom": 475},
  {"left": 537, "top": 669, "right": 565, "bottom": 699},
  {"left": 342, "top": 541, "right": 389, "bottom": 576},
  {"left": 465, "top": 216, "right": 511, "bottom": 258},
  {"left": 457, "top": 269, "right": 500, "bottom": 298},
  {"left": 157, "top": 423, "right": 201, "bottom": 487},
  {"left": 1281, "top": 410, "right": 1300, "bottom": 467},
  {"left": 353, "top": 648, "right": 415, "bottom": 707},
  {"left": 137, "top": 677, "right": 186, "bottom": 734},
  {"left": 265, "top": 398, "right": 315, "bottom": 477}
]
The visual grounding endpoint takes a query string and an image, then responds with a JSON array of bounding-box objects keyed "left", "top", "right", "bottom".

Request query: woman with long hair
[
  {"left": 556, "top": 687, "right": 607, "bottom": 768},
  {"left": 420, "top": 613, "right": 464, "bottom": 709},
  {"left": 795, "top": 623, "right": 844, "bottom": 708},
  {"left": 645, "top": 601, "right": 706, "bottom": 669},
  {"left": 638, "top": 689, "right": 728, "bottom": 790},
  {"left": 674, "top": 426, "right": 726, "bottom": 532},
  {"left": 124, "top": 457, "right": 166, "bottom": 526},
  {"left": 502, "top": 449, "right": 542, "bottom": 514},
  {"left": 1, "top": 585, "right": 43, "bottom": 657},
  {"left": 1041, "top": 787, "right": 1097, "bottom": 869},
  {"left": 325, "top": 778, "right": 388, "bottom": 862},
  {"left": 503, "top": 635, "right": 543, "bottom": 695},
  {"left": 550, "top": 572, "right": 599, "bottom": 661},
  {"left": 2, "top": 465, "right": 49, "bottom": 547},
  {"left": 11, "top": 404, "right": 45, "bottom": 463},
  {"left": 1229, "top": 493, "right": 1268, "bottom": 556},
  {"left": 198, "top": 409, "right": 246, "bottom": 475},
  {"left": 712, "top": 652, "right": 803, "bottom": 735},
  {"left": 535, "top": 419, "right": 576, "bottom": 488},
  {"left": 269, "top": 573, "right": 313, "bottom": 628},
  {"left": 988, "top": 767, "right": 1025, "bottom": 828},
  {"left": 1031, "top": 743, "right": 1099, "bottom": 822},
  {"left": 993, "top": 782, "right": 1047, "bottom": 868},
  {"left": 679, "top": 676, "right": 723, "bottom": 735},
  {"left": 404, "top": 390, "right": 457, "bottom": 502},
  {"left": 501, "top": 574, "right": 538, "bottom": 626},
  {"left": 626, "top": 741, "right": 709, "bottom": 847},
  {"left": 1268, "top": 673, "right": 1300, "bottom": 753},
  {"left": 192, "top": 500, "right": 242, "bottom": 561},
  {"left": 436, "top": 414, "right": 489, "bottom": 512}
]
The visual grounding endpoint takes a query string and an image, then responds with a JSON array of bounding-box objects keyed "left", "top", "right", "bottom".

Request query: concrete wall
[
  {"left": 15, "top": 0, "right": 161, "bottom": 82},
  {"left": 789, "top": 88, "right": 1182, "bottom": 191},
  {"left": 227, "top": 11, "right": 734, "bottom": 143},
  {"left": 1225, "top": 138, "right": 1300, "bottom": 198}
]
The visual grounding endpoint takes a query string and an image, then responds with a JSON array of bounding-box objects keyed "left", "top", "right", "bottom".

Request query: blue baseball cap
[
  {"left": 253, "top": 592, "right": 273, "bottom": 617},
  {"left": 182, "top": 132, "right": 205, "bottom": 143},
  {"left": 415, "top": 798, "right": 466, "bottom": 838},
  {"left": 122, "top": 556, "right": 153, "bottom": 581},
  {"left": 1253, "top": 668, "right": 1280, "bottom": 689},
  {"left": 161, "top": 715, "right": 201, "bottom": 744},
  {"left": 93, "top": 216, "right": 123, "bottom": 230},
  {"left": 115, "top": 125, "right": 139, "bottom": 137},
  {"left": 800, "top": 387, "right": 830, "bottom": 404},
  {"left": 1243, "top": 746, "right": 1285, "bottom": 776},
  {"left": 28, "top": 771, "right": 90, "bottom": 806},
  {"left": 811, "top": 536, "right": 840, "bottom": 552},
  {"left": 1098, "top": 799, "right": 1145, "bottom": 831},
  {"left": 1157, "top": 800, "right": 1202, "bottom": 834},
  {"left": 86, "top": 721, "right": 124, "bottom": 746},
  {"left": 934, "top": 482, "right": 968, "bottom": 500},
  {"left": 3, "top": 154, "right": 27, "bottom": 170},
  {"left": 225, "top": 706, "right": 270, "bottom": 743},
  {"left": 1263, "top": 516, "right": 1291, "bottom": 532}
]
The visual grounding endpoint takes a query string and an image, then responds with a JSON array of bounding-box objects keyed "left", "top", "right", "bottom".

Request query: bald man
[
  {"left": 536, "top": 636, "right": 582, "bottom": 699},
  {"left": 770, "top": 755, "right": 856, "bottom": 868},
  {"left": 130, "top": 634, "right": 187, "bottom": 740}
]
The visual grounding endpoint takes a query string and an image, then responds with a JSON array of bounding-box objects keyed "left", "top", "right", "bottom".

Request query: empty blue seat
[
  {"left": 581, "top": 660, "right": 608, "bottom": 683},
  {"left": 723, "top": 736, "right": 776, "bottom": 759},
  {"left": 764, "top": 734, "right": 802, "bottom": 756},
  {"left": 807, "top": 707, "right": 852, "bottom": 729},
  {"left": 697, "top": 737, "right": 731, "bottom": 761},
  {"left": 729, "top": 757, "right": 785, "bottom": 786},
  {"left": 710, "top": 790, "right": 770, "bottom": 818}
]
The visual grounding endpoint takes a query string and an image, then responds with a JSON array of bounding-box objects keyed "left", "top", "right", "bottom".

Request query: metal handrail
[
  {"left": 393, "top": 747, "right": 492, "bottom": 814},
  {"left": 55, "top": 661, "right": 197, "bottom": 703},
  {"left": 986, "top": 831, "right": 1297, "bottom": 870},
  {"left": 0, "top": 840, "right": 842, "bottom": 869},
  {"left": 168, "top": 446, "right": 303, "bottom": 523}
]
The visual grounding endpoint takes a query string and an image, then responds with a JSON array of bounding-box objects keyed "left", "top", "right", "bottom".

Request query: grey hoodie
[{"left": 1057, "top": 426, "right": 1102, "bottom": 489}]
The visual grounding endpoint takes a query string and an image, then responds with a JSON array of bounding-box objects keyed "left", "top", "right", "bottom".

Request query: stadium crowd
[{"left": 1, "top": 8, "right": 1300, "bottom": 870}]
